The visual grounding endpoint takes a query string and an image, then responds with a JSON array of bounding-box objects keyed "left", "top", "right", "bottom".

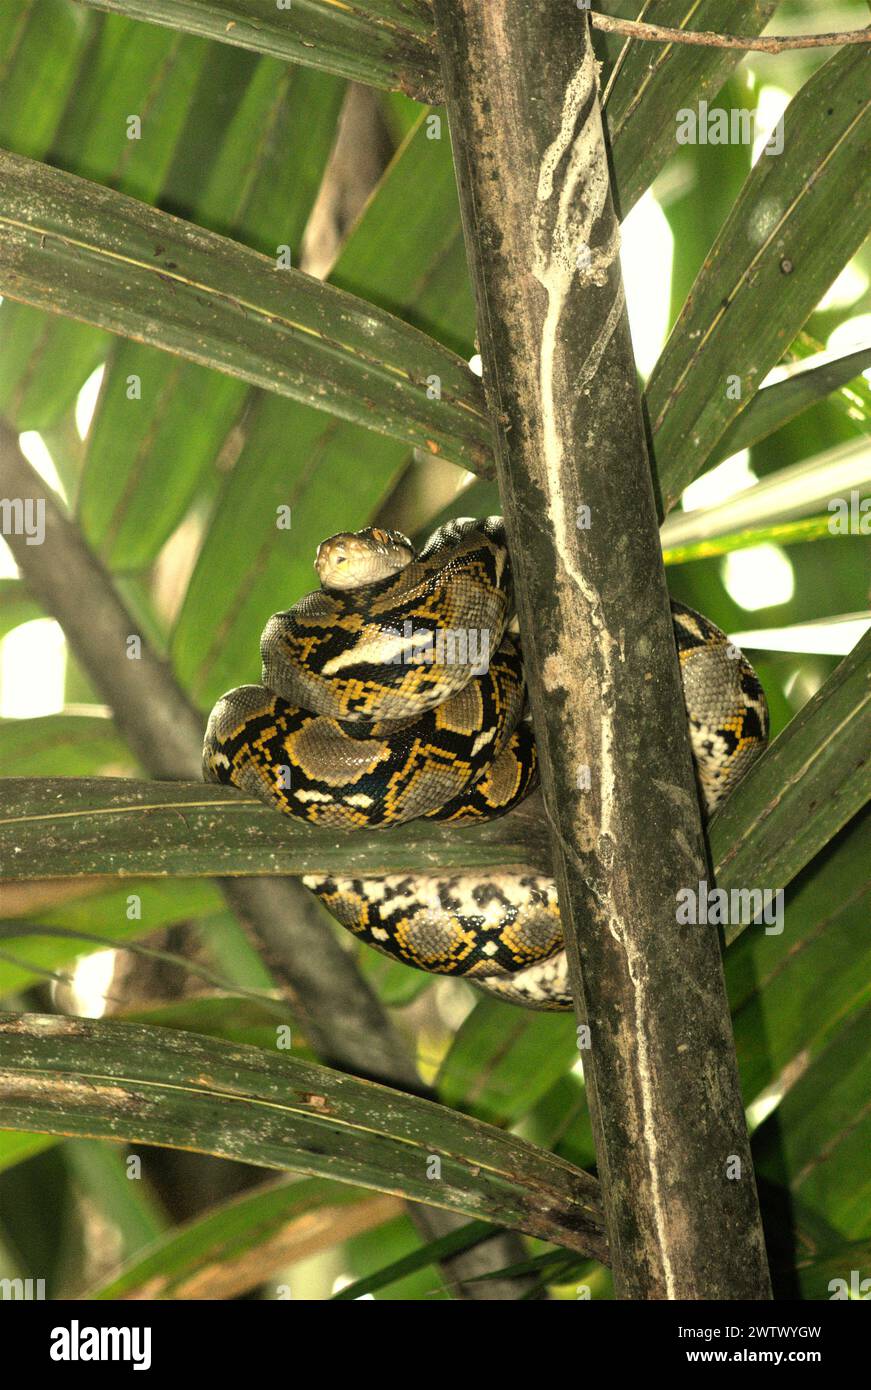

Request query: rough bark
[{"left": 432, "top": 0, "right": 771, "bottom": 1299}]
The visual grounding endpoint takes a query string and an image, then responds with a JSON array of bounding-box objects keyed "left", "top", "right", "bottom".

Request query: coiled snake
[{"left": 203, "top": 518, "right": 769, "bottom": 1009}]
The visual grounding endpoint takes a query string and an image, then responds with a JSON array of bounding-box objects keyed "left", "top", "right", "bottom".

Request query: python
[{"left": 204, "top": 518, "right": 768, "bottom": 1009}]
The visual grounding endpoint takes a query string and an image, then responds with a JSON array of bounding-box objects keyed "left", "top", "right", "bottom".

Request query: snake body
[{"left": 204, "top": 518, "right": 769, "bottom": 1009}]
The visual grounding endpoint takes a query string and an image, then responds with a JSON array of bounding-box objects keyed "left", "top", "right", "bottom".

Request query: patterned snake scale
[{"left": 204, "top": 517, "right": 769, "bottom": 1009}]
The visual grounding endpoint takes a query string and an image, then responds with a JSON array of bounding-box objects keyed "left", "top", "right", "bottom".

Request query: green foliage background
[{"left": 0, "top": 0, "right": 868, "bottom": 1300}]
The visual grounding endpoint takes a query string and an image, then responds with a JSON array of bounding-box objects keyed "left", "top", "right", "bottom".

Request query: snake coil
[{"left": 204, "top": 517, "right": 769, "bottom": 1009}]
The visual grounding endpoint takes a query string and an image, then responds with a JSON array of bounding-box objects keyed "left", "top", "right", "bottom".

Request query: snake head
[{"left": 315, "top": 527, "right": 415, "bottom": 591}]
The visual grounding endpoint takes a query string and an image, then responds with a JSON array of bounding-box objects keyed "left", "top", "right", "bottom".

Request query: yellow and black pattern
[
  {"left": 672, "top": 600, "right": 769, "bottom": 813},
  {"left": 302, "top": 871, "right": 562, "bottom": 979},
  {"left": 424, "top": 719, "right": 538, "bottom": 823},
  {"left": 204, "top": 637, "right": 526, "bottom": 828},
  {"left": 203, "top": 519, "right": 769, "bottom": 1009},
  {"left": 261, "top": 517, "right": 511, "bottom": 723}
]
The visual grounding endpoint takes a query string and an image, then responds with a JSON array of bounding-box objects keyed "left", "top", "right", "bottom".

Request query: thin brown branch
[{"left": 590, "top": 11, "right": 871, "bottom": 53}]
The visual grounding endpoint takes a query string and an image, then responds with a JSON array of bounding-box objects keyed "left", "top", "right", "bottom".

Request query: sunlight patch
[
  {"left": 0, "top": 617, "right": 66, "bottom": 717},
  {"left": 76, "top": 363, "right": 106, "bottom": 440},
  {"left": 722, "top": 544, "right": 794, "bottom": 611}
]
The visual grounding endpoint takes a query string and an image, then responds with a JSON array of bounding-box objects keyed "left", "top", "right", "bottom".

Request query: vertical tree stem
[{"left": 432, "top": 0, "right": 771, "bottom": 1299}]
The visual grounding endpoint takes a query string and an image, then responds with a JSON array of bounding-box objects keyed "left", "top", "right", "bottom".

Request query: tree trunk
[{"left": 432, "top": 0, "right": 771, "bottom": 1299}]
